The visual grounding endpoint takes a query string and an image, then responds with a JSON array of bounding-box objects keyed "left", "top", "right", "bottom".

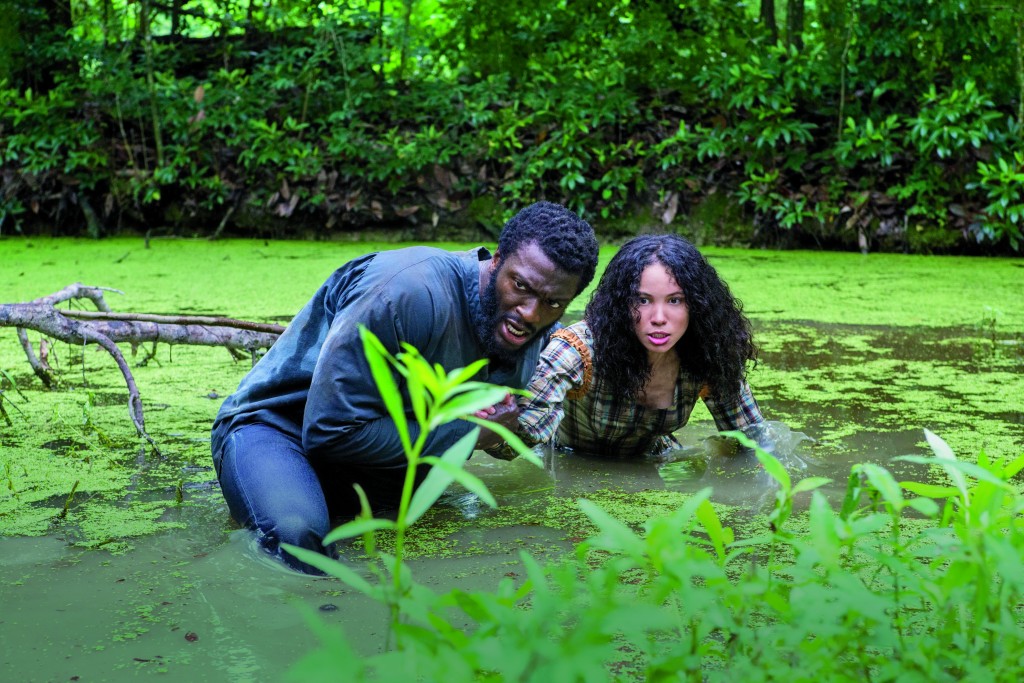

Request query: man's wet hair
[{"left": 497, "top": 201, "right": 599, "bottom": 294}]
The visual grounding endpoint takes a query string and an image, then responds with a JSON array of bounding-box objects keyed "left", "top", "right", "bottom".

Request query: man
[{"left": 211, "top": 201, "right": 598, "bottom": 572}]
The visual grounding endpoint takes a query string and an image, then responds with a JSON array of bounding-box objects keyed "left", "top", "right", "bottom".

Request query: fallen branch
[
  {"left": 2, "top": 283, "right": 283, "bottom": 447},
  {"left": 60, "top": 310, "right": 285, "bottom": 335}
]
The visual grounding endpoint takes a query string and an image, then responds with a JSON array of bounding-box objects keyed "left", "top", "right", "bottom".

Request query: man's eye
[
  {"left": 514, "top": 279, "right": 526, "bottom": 290},
  {"left": 548, "top": 301, "right": 562, "bottom": 309}
]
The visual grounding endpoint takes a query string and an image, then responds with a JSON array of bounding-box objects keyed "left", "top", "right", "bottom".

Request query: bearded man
[{"left": 211, "top": 202, "right": 598, "bottom": 572}]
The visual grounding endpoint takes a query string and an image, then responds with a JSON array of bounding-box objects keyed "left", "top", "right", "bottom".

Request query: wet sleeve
[
  {"left": 515, "top": 336, "right": 587, "bottom": 446},
  {"left": 703, "top": 380, "right": 773, "bottom": 452}
]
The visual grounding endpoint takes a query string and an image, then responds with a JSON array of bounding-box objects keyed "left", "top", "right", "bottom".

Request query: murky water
[{"left": 3, "top": 272, "right": 1022, "bottom": 681}]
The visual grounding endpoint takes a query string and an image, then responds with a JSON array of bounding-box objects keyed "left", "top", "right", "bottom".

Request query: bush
[
  {"left": 284, "top": 331, "right": 1024, "bottom": 681},
  {"left": 2, "top": 1, "right": 1023, "bottom": 251}
]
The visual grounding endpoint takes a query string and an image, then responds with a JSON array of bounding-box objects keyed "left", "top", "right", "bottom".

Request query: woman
[{"left": 495, "top": 233, "right": 768, "bottom": 459}]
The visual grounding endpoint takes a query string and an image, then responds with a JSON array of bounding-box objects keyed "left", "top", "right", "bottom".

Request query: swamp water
[{"left": 1, "top": 239, "right": 1022, "bottom": 682}]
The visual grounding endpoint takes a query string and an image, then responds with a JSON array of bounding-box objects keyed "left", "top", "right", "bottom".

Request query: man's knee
[
  {"left": 260, "top": 512, "right": 331, "bottom": 574},
  {"left": 267, "top": 511, "right": 328, "bottom": 552}
]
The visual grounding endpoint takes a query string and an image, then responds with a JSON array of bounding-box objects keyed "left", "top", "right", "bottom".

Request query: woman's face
[{"left": 633, "top": 262, "right": 689, "bottom": 355}]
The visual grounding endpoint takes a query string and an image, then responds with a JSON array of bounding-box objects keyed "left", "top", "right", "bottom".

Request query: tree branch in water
[{"left": 1, "top": 283, "right": 283, "bottom": 448}]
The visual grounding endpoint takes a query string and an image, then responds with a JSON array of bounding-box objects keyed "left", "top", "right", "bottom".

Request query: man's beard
[{"left": 478, "top": 267, "right": 530, "bottom": 368}]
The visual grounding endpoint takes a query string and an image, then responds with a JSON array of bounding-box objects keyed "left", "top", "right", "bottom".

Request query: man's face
[{"left": 479, "top": 241, "right": 581, "bottom": 362}]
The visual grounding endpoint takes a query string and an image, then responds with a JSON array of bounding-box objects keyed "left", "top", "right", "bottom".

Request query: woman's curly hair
[{"left": 584, "top": 234, "right": 757, "bottom": 403}]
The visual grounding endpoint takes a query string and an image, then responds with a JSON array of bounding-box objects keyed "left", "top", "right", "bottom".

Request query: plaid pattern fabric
[{"left": 516, "top": 321, "right": 764, "bottom": 457}]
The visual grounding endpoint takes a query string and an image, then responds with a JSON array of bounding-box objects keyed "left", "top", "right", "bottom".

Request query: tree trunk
[
  {"left": 787, "top": 0, "right": 805, "bottom": 51},
  {"left": 761, "top": 0, "right": 779, "bottom": 44}
]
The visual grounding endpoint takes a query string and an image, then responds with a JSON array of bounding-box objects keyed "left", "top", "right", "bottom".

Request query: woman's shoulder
[
  {"left": 541, "top": 321, "right": 595, "bottom": 396},
  {"left": 567, "top": 320, "right": 595, "bottom": 344},
  {"left": 549, "top": 320, "right": 594, "bottom": 354}
]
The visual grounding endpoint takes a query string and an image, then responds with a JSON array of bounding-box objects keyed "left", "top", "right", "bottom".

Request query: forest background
[{"left": 2, "top": 0, "right": 1023, "bottom": 254}]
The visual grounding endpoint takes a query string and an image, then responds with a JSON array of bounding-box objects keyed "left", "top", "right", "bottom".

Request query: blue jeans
[{"left": 212, "top": 423, "right": 419, "bottom": 574}]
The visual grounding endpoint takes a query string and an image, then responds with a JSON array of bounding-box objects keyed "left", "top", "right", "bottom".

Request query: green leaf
[
  {"left": 1002, "top": 453, "right": 1024, "bottom": 479},
  {"left": 406, "top": 427, "right": 478, "bottom": 525},
  {"left": 421, "top": 457, "right": 498, "bottom": 509},
  {"left": 359, "top": 326, "right": 410, "bottom": 453},
  {"left": 792, "top": 476, "right": 831, "bottom": 495},
  {"left": 936, "top": 459, "right": 1013, "bottom": 490},
  {"left": 858, "top": 463, "right": 904, "bottom": 511},
  {"left": 464, "top": 415, "right": 543, "bottom": 467},
  {"left": 403, "top": 360, "right": 429, "bottom": 428},
  {"left": 900, "top": 481, "right": 959, "bottom": 499},
  {"left": 578, "top": 498, "right": 646, "bottom": 558},
  {"left": 839, "top": 469, "right": 864, "bottom": 520},
  {"left": 896, "top": 453, "right": 1010, "bottom": 507},
  {"left": 445, "top": 359, "right": 489, "bottom": 387},
  {"left": 754, "top": 449, "right": 791, "bottom": 492},
  {"left": 716, "top": 432, "right": 786, "bottom": 491},
  {"left": 923, "top": 428, "right": 956, "bottom": 461},
  {"left": 807, "top": 492, "right": 842, "bottom": 560},
  {"left": 281, "top": 544, "right": 376, "bottom": 596},
  {"left": 905, "top": 497, "right": 940, "bottom": 517},
  {"left": 432, "top": 387, "right": 510, "bottom": 427},
  {"left": 450, "top": 590, "right": 500, "bottom": 624},
  {"left": 323, "top": 517, "right": 397, "bottom": 545},
  {"left": 695, "top": 498, "right": 729, "bottom": 561}
]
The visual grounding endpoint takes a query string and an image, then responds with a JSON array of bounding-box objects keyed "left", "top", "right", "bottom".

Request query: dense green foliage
[
  {"left": 2, "top": 0, "right": 1023, "bottom": 252},
  {"left": 287, "top": 330, "right": 1024, "bottom": 681}
]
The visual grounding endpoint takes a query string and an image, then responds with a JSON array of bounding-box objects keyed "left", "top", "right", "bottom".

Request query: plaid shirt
[{"left": 516, "top": 321, "right": 764, "bottom": 457}]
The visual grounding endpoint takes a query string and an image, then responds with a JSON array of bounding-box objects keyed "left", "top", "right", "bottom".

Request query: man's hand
[{"left": 473, "top": 393, "right": 519, "bottom": 451}]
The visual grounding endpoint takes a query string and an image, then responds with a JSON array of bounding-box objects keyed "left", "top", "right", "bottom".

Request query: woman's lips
[{"left": 647, "top": 332, "right": 671, "bottom": 346}]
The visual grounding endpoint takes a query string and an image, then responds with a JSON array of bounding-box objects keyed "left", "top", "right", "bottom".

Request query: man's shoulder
[{"left": 369, "top": 245, "right": 484, "bottom": 278}]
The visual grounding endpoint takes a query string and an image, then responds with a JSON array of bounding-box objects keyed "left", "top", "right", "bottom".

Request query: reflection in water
[
  {"left": 525, "top": 420, "right": 815, "bottom": 512},
  {"left": 660, "top": 420, "right": 815, "bottom": 507},
  {"left": 3, "top": 317, "right": 1019, "bottom": 681}
]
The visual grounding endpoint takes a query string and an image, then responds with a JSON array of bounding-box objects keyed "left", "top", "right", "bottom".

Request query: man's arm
[
  {"left": 301, "top": 274, "right": 476, "bottom": 467},
  {"left": 478, "top": 334, "right": 587, "bottom": 460}
]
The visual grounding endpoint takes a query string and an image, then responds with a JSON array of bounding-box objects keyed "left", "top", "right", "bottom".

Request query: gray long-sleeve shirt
[{"left": 211, "top": 246, "right": 547, "bottom": 469}]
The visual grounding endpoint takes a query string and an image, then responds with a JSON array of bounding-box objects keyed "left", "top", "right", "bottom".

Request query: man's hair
[{"left": 497, "top": 201, "right": 599, "bottom": 294}]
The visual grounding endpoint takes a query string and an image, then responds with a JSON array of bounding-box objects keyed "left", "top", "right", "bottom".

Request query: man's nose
[{"left": 517, "top": 297, "right": 541, "bottom": 324}]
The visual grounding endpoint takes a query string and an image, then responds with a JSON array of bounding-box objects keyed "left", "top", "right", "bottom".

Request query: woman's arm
[
  {"left": 702, "top": 381, "right": 775, "bottom": 453},
  {"left": 484, "top": 334, "right": 588, "bottom": 459}
]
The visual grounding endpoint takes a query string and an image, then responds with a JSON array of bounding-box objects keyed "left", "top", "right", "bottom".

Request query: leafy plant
[
  {"left": 286, "top": 367, "right": 1024, "bottom": 683},
  {"left": 971, "top": 150, "right": 1024, "bottom": 249},
  {"left": 282, "top": 325, "right": 537, "bottom": 639},
  {"left": 907, "top": 80, "right": 1002, "bottom": 161}
]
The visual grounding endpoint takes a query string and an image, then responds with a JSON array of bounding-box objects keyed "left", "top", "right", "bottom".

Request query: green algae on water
[{"left": 1, "top": 237, "right": 1022, "bottom": 557}]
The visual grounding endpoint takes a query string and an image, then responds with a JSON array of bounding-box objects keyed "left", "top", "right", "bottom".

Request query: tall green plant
[
  {"left": 289, "top": 411, "right": 1024, "bottom": 680},
  {"left": 282, "top": 325, "right": 538, "bottom": 639}
]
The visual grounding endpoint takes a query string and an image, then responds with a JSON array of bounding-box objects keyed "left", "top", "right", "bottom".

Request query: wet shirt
[
  {"left": 211, "top": 246, "right": 546, "bottom": 468},
  {"left": 517, "top": 320, "right": 765, "bottom": 457}
]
